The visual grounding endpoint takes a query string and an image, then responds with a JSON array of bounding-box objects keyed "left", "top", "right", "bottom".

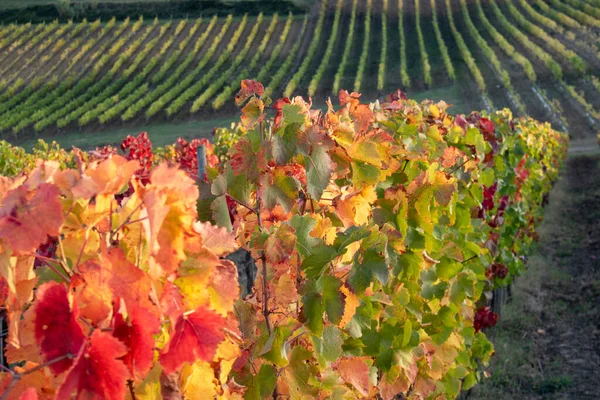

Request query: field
[{"left": 0, "top": 0, "right": 599, "bottom": 147}]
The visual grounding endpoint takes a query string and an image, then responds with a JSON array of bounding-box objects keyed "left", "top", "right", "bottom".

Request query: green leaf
[
  {"left": 211, "top": 174, "right": 227, "bottom": 196},
  {"left": 210, "top": 195, "right": 233, "bottom": 232},
  {"left": 349, "top": 249, "right": 389, "bottom": 295},
  {"left": 227, "top": 170, "right": 253, "bottom": 205},
  {"left": 261, "top": 170, "right": 301, "bottom": 213},
  {"left": 319, "top": 274, "right": 344, "bottom": 324},
  {"left": 282, "top": 104, "right": 305, "bottom": 124},
  {"left": 244, "top": 364, "right": 278, "bottom": 400},
  {"left": 272, "top": 123, "right": 300, "bottom": 164},
  {"left": 401, "top": 319, "right": 412, "bottom": 347},
  {"left": 306, "top": 145, "right": 333, "bottom": 200},
  {"left": 301, "top": 244, "right": 339, "bottom": 279},
  {"left": 480, "top": 168, "right": 495, "bottom": 187},
  {"left": 260, "top": 325, "right": 291, "bottom": 367},
  {"left": 290, "top": 214, "right": 321, "bottom": 258},
  {"left": 352, "top": 161, "right": 381, "bottom": 187},
  {"left": 333, "top": 225, "right": 370, "bottom": 252},
  {"left": 301, "top": 281, "right": 324, "bottom": 335},
  {"left": 314, "top": 325, "right": 343, "bottom": 362},
  {"left": 436, "top": 257, "right": 462, "bottom": 280}
]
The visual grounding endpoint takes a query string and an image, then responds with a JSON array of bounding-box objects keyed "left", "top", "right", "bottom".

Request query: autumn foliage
[{"left": 0, "top": 82, "right": 567, "bottom": 399}]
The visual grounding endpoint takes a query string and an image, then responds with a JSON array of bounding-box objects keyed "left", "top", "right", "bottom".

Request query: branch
[
  {"left": 226, "top": 193, "right": 258, "bottom": 215},
  {"left": 127, "top": 379, "right": 138, "bottom": 400},
  {"left": 448, "top": 155, "right": 476, "bottom": 175},
  {"left": 74, "top": 234, "right": 89, "bottom": 270},
  {"left": 111, "top": 201, "right": 144, "bottom": 236},
  {"left": 0, "top": 353, "right": 75, "bottom": 400},
  {"left": 462, "top": 255, "right": 478, "bottom": 264},
  {"left": 33, "top": 255, "right": 70, "bottom": 282},
  {"left": 22, "top": 353, "right": 73, "bottom": 376}
]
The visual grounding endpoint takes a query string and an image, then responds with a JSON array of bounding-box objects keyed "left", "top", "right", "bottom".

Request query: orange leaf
[
  {"left": 0, "top": 184, "right": 63, "bottom": 254},
  {"left": 72, "top": 155, "right": 139, "bottom": 198},
  {"left": 71, "top": 247, "right": 153, "bottom": 325},
  {"left": 193, "top": 221, "right": 238, "bottom": 257},
  {"left": 337, "top": 357, "right": 371, "bottom": 396}
]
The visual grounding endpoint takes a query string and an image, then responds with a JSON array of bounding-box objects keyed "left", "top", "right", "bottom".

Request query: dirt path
[{"left": 471, "top": 148, "right": 600, "bottom": 399}]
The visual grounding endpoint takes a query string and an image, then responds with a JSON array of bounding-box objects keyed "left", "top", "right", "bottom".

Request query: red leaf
[
  {"left": 34, "top": 282, "right": 85, "bottom": 375},
  {"left": 19, "top": 388, "right": 38, "bottom": 400},
  {"left": 235, "top": 80, "right": 264, "bottom": 106},
  {"left": 0, "top": 184, "right": 63, "bottom": 255},
  {"left": 0, "top": 275, "right": 8, "bottom": 306},
  {"left": 479, "top": 117, "right": 496, "bottom": 141},
  {"left": 273, "top": 97, "right": 291, "bottom": 128},
  {"left": 56, "top": 330, "right": 130, "bottom": 400},
  {"left": 159, "top": 306, "right": 226, "bottom": 373},
  {"left": 160, "top": 280, "right": 185, "bottom": 326},
  {"left": 113, "top": 304, "right": 161, "bottom": 379}
]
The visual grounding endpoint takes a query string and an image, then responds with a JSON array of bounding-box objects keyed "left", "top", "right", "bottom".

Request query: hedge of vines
[{"left": 0, "top": 81, "right": 567, "bottom": 399}]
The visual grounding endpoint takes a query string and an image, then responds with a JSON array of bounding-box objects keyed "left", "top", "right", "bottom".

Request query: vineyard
[
  {"left": 0, "top": 81, "right": 570, "bottom": 399},
  {"left": 0, "top": 0, "right": 599, "bottom": 143},
  {"left": 0, "top": 0, "right": 597, "bottom": 399}
]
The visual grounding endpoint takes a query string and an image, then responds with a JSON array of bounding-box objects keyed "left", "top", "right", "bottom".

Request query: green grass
[{"left": 11, "top": 116, "right": 237, "bottom": 150}]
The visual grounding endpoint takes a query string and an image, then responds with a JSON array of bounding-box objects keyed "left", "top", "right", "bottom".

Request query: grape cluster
[
  {"left": 486, "top": 263, "right": 509, "bottom": 280},
  {"left": 474, "top": 307, "right": 498, "bottom": 332}
]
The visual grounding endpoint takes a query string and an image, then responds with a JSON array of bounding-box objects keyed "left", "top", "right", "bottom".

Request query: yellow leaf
[
  {"left": 134, "top": 365, "right": 162, "bottom": 400},
  {"left": 181, "top": 361, "right": 218, "bottom": 399},
  {"left": 310, "top": 216, "right": 336, "bottom": 245},
  {"left": 214, "top": 339, "right": 240, "bottom": 385},
  {"left": 339, "top": 285, "right": 359, "bottom": 328}
]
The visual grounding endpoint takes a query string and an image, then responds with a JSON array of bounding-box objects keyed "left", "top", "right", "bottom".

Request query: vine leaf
[
  {"left": 56, "top": 330, "right": 130, "bottom": 399},
  {"left": 265, "top": 223, "right": 296, "bottom": 264},
  {"left": 0, "top": 184, "right": 63, "bottom": 255},
  {"left": 260, "top": 168, "right": 301, "bottom": 213},
  {"left": 235, "top": 80, "right": 264, "bottom": 106},
  {"left": 337, "top": 357, "right": 371, "bottom": 396},
  {"left": 159, "top": 306, "right": 226, "bottom": 374},
  {"left": 305, "top": 145, "right": 333, "bottom": 200},
  {"left": 34, "top": 282, "right": 85, "bottom": 375},
  {"left": 72, "top": 155, "right": 140, "bottom": 198},
  {"left": 193, "top": 221, "right": 238, "bottom": 257},
  {"left": 241, "top": 97, "right": 265, "bottom": 129},
  {"left": 113, "top": 304, "right": 161, "bottom": 380}
]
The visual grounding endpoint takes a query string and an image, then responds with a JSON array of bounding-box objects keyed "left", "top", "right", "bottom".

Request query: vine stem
[
  {"left": 226, "top": 193, "right": 258, "bottom": 215},
  {"left": 111, "top": 201, "right": 143, "bottom": 237},
  {"left": 33, "top": 255, "right": 70, "bottom": 282},
  {"left": 0, "top": 353, "right": 73, "bottom": 400},
  {"left": 127, "top": 379, "right": 138, "bottom": 400},
  {"left": 448, "top": 155, "right": 476, "bottom": 175}
]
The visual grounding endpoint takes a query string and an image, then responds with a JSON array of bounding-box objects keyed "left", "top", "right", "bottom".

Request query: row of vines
[{"left": 0, "top": 81, "right": 568, "bottom": 399}]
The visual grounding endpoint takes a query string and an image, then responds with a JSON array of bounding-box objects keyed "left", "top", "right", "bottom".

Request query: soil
[{"left": 471, "top": 148, "right": 600, "bottom": 400}]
